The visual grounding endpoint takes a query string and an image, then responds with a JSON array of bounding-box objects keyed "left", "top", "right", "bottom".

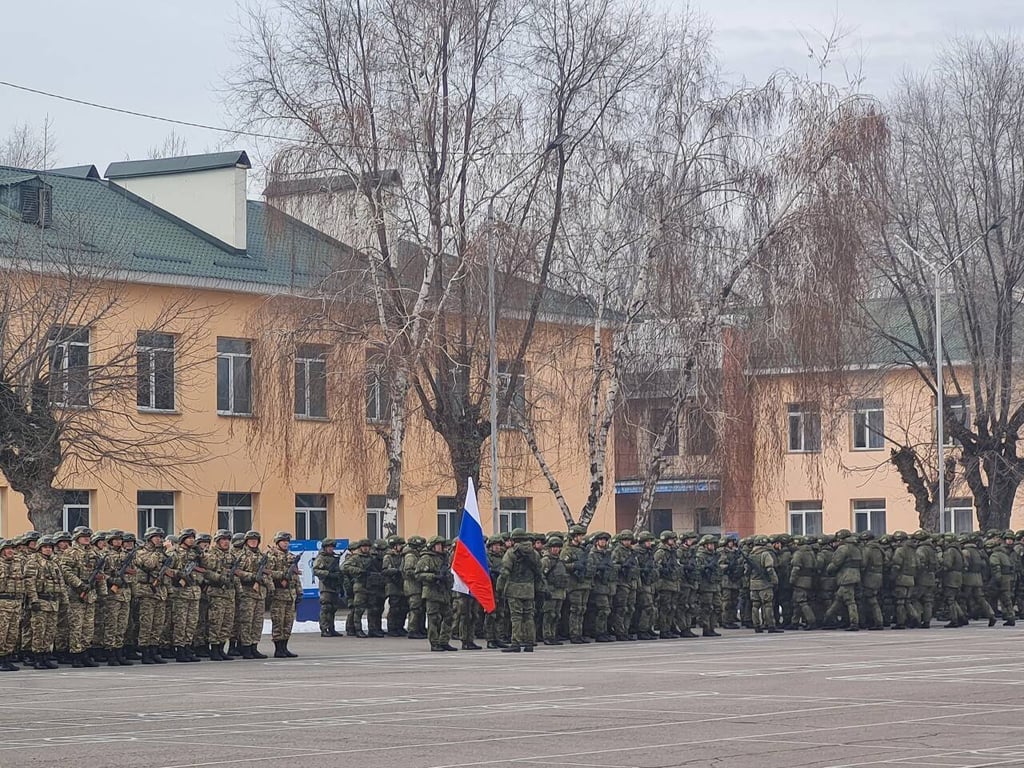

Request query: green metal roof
[{"left": 104, "top": 151, "right": 251, "bottom": 180}]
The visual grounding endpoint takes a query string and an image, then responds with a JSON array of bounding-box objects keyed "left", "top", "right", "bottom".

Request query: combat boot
[
  {"left": 31, "top": 653, "right": 49, "bottom": 671},
  {"left": 81, "top": 652, "right": 99, "bottom": 668},
  {"left": 461, "top": 641, "right": 482, "bottom": 650},
  {"left": 273, "top": 640, "right": 288, "bottom": 658},
  {"left": 71, "top": 652, "right": 85, "bottom": 668},
  {"left": 239, "top": 644, "right": 255, "bottom": 659},
  {"left": 116, "top": 648, "right": 133, "bottom": 666},
  {"left": 0, "top": 656, "right": 19, "bottom": 672},
  {"left": 523, "top": 644, "right": 534, "bottom": 652},
  {"left": 702, "top": 628, "right": 721, "bottom": 637},
  {"left": 123, "top": 646, "right": 142, "bottom": 661},
  {"left": 208, "top": 644, "right": 223, "bottom": 661},
  {"left": 501, "top": 644, "right": 522, "bottom": 653},
  {"left": 766, "top": 627, "right": 785, "bottom": 634},
  {"left": 151, "top": 646, "right": 168, "bottom": 664},
  {"left": 140, "top": 647, "right": 155, "bottom": 665},
  {"left": 227, "top": 641, "right": 243, "bottom": 657},
  {"left": 175, "top": 646, "right": 190, "bottom": 663},
  {"left": 281, "top": 642, "right": 298, "bottom": 658},
  {"left": 543, "top": 639, "right": 563, "bottom": 646},
  {"left": 250, "top": 644, "right": 268, "bottom": 659},
  {"left": 680, "top": 628, "right": 698, "bottom": 638},
  {"left": 569, "top": 637, "right": 586, "bottom": 644},
  {"left": 108, "top": 650, "right": 121, "bottom": 667},
  {"left": 193, "top": 644, "right": 210, "bottom": 658},
  {"left": 721, "top": 623, "right": 740, "bottom": 630}
]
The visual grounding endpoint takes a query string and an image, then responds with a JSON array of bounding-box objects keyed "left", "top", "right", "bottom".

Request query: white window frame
[
  {"left": 365, "top": 367, "right": 390, "bottom": 424},
  {"left": 942, "top": 395, "right": 970, "bottom": 446},
  {"left": 62, "top": 490, "right": 91, "bottom": 530},
  {"left": 216, "top": 338, "right": 253, "bottom": 416},
  {"left": 945, "top": 498, "right": 975, "bottom": 534},
  {"left": 137, "top": 332, "right": 176, "bottom": 412},
  {"left": 366, "top": 495, "right": 386, "bottom": 540},
  {"left": 49, "top": 327, "right": 90, "bottom": 407},
  {"left": 294, "top": 345, "right": 328, "bottom": 419},
  {"left": 137, "top": 490, "right": 175, "bottom": 536},
  {"left": 295, "top": 494, "right": 329, "bottom": 540},
  {"left": 497, "top": 360, "right": 526, "bottom": 429},
  {"left": 217, "top": 492, "right": 253, "bottom": 533},
  {"left": 852, "top": 499, "right": 886, "bottom": 534},
  {"left": 787, "top": 403, "right": 821, "bottom": 453},
  {"left": 437, "top": 497, "right": 459, "bottom": 539},
  {"left": 788, "top": 501, "right": 823, "bottom": 536},
  {"left": 852, "top": 398, "right": 884, "bottom": 450},
  {"left": 498, "top": 497, "right": 528, "bottom": 532}
]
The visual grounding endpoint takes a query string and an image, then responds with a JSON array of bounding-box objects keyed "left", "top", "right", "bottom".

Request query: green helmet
[
  {"left": 486, "top": 535, "right": 505, "bottom": 546},
  {"left": 244, "top": 530, "right": 261, "bottom": 541},
  {"left": 72, "top": 526, "right": 93, "bottom": 539},
  {"left": 568, "top": 524, "right": 587, "bottom": 537},
  {"left": 231, "top": 533, "right": 246, "bottom": 546},
  {"left": 54, "top": 531, "right": 72, "bottom": 543},
  {"left": 123, "top": 533, "right": 137, "bottom": 544},
  {"left": 834, "top": 529, "right": 852, "bottom": 539},
  {"left": 107, "top": 529, "right": 124, "bottom": 541},
  {"left": 387, "top": 535, "right": 406, "bottom": 547},
  {"left": 38, "top": 535, "right": 55, "bottom": 547},
  {"left": 698, "top": 534, "right": 717, "bottom": 546},
  {"left": 197, "top": 533, "right": 212, "bottom": 543},
  {"left": 546, "top": 536, "right": 564, "bottom": 548},
  {"left": 753, "top": 535, "right": 769, "bottom": 546},
  {"left": 426, "top": 535, "right": 446, "bottom": 548},
  {"left": 374, "top": 539, "right": 389, "bottom": 551},
  {"left": 321, "top": 538, "right": 337, "bottom": 549},
  {"left": 659, "top": 530, "right": 678, "bottom": 542},
  {"left": 680, "top": 531, "right": 697, "bottom": 541},
  {"left": 592, "top": 531, "right": 611, "bottom": 541},
  {"left": 408, "top": 535, "right": 427, "bottom": 548},
  {"left": 353, "top": 538, "right": 372, "bottom": 548},
  {"left": 179, "top": 528, "right": 197, "bottom": 540},
  {"left": 1003, "top": 530, "right": 1015, "bottom": 539},
  {"left": 214, "top": 529, "right": 232, "bottom": 542},
  {"left": 617, "top": 529, "right": 636, "bottom": 542},
  {"left": 911, "top": 529, "right": 929, "bottom": 541},
  {"left": 860, "top": 530, "right": 875, "bottom": 541},
  {"left": 891, "top": 530, "right": 908, "bottom": 542},
  {"left": 90, "top": 530, "right": 107, "bottom": 544},
  {"left": 637, "top": 531, "right": 655, "bottom": 542},
  {"left": 274, "top": 531, "right": 292, "bottom": 543},
  {"left": 510, "top": 528, "right": 530, "bottom": 542}
]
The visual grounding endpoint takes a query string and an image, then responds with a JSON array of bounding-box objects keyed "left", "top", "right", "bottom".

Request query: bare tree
[
  {"left": 861, "top": 36, "right": 1024, "bottom": 531},
  {"left": 0, "top": 119, "right": 57, "bottom": 169}
]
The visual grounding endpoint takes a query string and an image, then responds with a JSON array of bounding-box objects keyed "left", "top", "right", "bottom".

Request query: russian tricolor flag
[{"left": 451, "top": 477, "right": 496, "bottom": 613}]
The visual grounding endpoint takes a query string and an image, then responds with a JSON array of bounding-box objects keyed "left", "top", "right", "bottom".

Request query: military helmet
[
  {"left": 274, "top": 531, "right": 292, "bottom": 543},
  {"left": 166, "top": 535, "right": 179, "bottom": 546},
  {"left": 834, "top": 529, "right": 852, "bottom": 539},
  {"left": 592, "top": 530, "right": 611, "bottom": 541},
  {"left": 510, "top": 528, "right": 530, "bottom": 542},
  {"left": 659, "top": 530, "right": 678, "bottom": 542},
  {"left": 680, "top": 530, "right": 697, "bottom": 541},
  {"left": 912, "top": 529, "right": 930, "bottom": 541},
  {"left": 698, "top": 534, "right": 717, "bottom": 546},
  {"left": 54, "top": 531, "right": 72, "bottom": 543},
  {"left": 790, "top": 535, "right": 806, "bottom": 546},
  {"left": 38, "top": 535, "right": 55, "bottom": 547},
  {"left": 408, "top": 535, "right": 427, "bottom": 548},
  {"left": 320, "top": 538, "right": 337, "bottom": 549},
  {"left": 231, "top": 533, "right": 245, "bottom": 546},
  {"left": 637, "top": 530, "right": 656, "bottom": 542},
  {"left": 23, "top": 530, "right": 41, "bottom": 542},
  {"left": 72, "top": 526, "right": 93, "bottom": 539},
  {"left": 143, "top": 526, "right": 164, "bottom": 540},
  {"left": 753, "top": 535, "right": 769, "bottom": 546},
  {"left": 617, "top": 529, "right": 636, "bottom": 542},
  {"left": 860, "top": 530, "right": 875, "bottom": 541},
  {"left": 179, "top": 528, "right": 197, "bottom": 540},
  {"left": 214, "top": 529, "right": 232, "bottom": 542},
  {"left": 1003, "top": 529, "right": 1016, "bottom": 539},
  {"left": 107, "top": 529, "right": 124, "bottom": 540},
  {"left": 197, "top": 532, "right": 212, "bottom": 543},
  {"left": 123, "top": 533, "right": 137, "bottom": 544},
  {"left": 486, "top": 535, "right": 505, "bottom": 546},
  {"left": 354, "top": 538, "right": 372, "bottom": 548},
  {"left": 244, "top": 530, "right": 261, "bottom": 541},
  {"left": 426, "top": 535, "right": 446, "bottom": 548},
  {"left": 547, "top": 536, "right": 564, "bottom": 548},
  {"left": 891, "top": 530, "right": 908, "bottom": 542},
  {"left": 374, "top": 539, "right": 389, "bottom": 551},
  {"left": 90, "top": 531, "right": 107, "bottom": 544},
  {"left": 0, "top": 539, "right": 12, "bottom": 550},
  {"left": 387, "top": 535, "right": 406, "bottom": 547},
  {"left": 568, "top": 524, "right": 587, "bottom": 537}
]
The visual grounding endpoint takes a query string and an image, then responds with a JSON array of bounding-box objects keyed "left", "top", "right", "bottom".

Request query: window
[
  {"left": 686, "top": 407, "right": 716, "bottom": 455},
  {"left": 20, "top": 183, "right": 52, "bottom": 227},
  {"left": 137, "top": 491, "right": 175, "bottom": 537},
  {"left": 651, "top": 408, "right": 679, "bottom": 457},
  {"left": 62, "top": 490, "right": 90, "bottom": 530},
  {"left": 498, "top": 497, "right": 528, "bottom": 532},
  {"left": 651, "top": 509, "right": 673, "bottom": 536},
  {"left": 945, "top": 498, "right": 975, "bottom": 534},
  {"left": 787, "top": 403, "right": 821, "bottom": 453},
  {"left": 295, "top": 493, "right": 328, "bottom": 540},
  {"left": 497, "top": 360, "right": 526, "bottom": 428},
  {"left": 294, "top": 345, "right": 328, "bottom": 419},
  {"left": 852, "top": 499, "right": 886, "bottom": 534},
  {"left": 216, "top": 338, "right": 252, "bottom": 415},
  {"left": 366, "top": 495, "right": 386, "bottom": 540},
  {"left": 697, "top": 507, "right": 722, "bottom": 534},
  {"left": 852, "top": 398, "right": 884, "bottom": 450},
  {"left": 48, "top": 327, "right": 90, "bottom": 406},
  {"left": 941, "top": 395, "right": 970, "bottom": 446},
  {"left": 788, "top": 501, "right": 823, "bottom": 536},
  {"left": 437, "top": 496, "right": 459, "bottom": 539},
  {"left": 365, "top": 354, "right": 391, "bottom": 423},
  {"left": 137, "top": 332, "right": 176, "bottom": 411},
  {"left": 217, "top": 492, "right": 253, "bottom": 533}
]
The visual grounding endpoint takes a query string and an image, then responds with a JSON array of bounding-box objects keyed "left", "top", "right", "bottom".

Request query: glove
[{"left": 30, "top": 601, "right": 41, "bottom": 612}]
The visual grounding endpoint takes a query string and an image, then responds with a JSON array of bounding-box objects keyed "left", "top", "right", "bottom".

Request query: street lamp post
[{"left": 487, "top": 201, "right": 500, "bottom": 535}]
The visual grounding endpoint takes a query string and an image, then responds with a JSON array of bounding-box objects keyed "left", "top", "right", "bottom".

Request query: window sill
[
  {"left": 295, "top": 415, "right": 331, "bottom": 423},
  {"left": 217, "top": 411, "right": 255, "bottom": 419},
  {"left": 138, "top": 407, "right": 180, "bottom": 415},
  {"left": 851, "top": 446, "right": 884, "bottom": 452},
  {"left": 787, "top": 449, "right": 821, "bottom": 455}
]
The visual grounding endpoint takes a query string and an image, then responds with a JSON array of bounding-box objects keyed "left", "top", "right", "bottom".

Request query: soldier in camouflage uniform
[
  {"left": 912, "top": 529, "right": 939, "bottom": 628},
  {"left": 633, "top": 531, "right": 658, "bottom": 639},
  {"left": 610, "top": 531, "right": 639, "bottom": 641},
  {"left": 101, "top": 530, "right": 134, "bottom": 665},
  {"left": 23, "top": 535, "right": 63, "bottom": 669},
  {"left": 586, "top": 531, "right": 616, "bottom": 642},
  {"left": 343, "top": 539, "right": 374, "bottom": 638},
  {"left": 313, "top": 539, "right": 343, "bottom": 637},
  {"left": 203, "top": 530, "right": 237, "bottom": 660},
  {"left": 695, "top": 535, "right": 723, "bottom": 637},
  {"left": 675, "top": 532, "right": 699, "bottom": 638},
  {"left": 383, "top": 536, "right": 408, "bottom": 636},
  {"left": 940, "top": 534, "right": 966, "bottom": 627},
  {"left": 193, "top": 532, "right": 213, "bottom": 657},
  {"left": 60, "top": 527, "right": 107, "bottom": 667},
  {"left": 167, "top": 529, "right": 203, "bottom": 662},
  {"left": 366, "top": 540, "right": 388, "bottom": 638},
  {"left": 541, "top": 536, "right": 568, "bottom": 645},
  {"left": 859, "top": 531, "right": 886, "bottom": 630},
  {"left": 561, "top": 525, "right": 592, "bottom": 644},
  {"left": 416, "top": 536, "right": 456, "bottom": 651},
  {"left": 788, "top": 536, "right": 817, "bottom": 630},
  {"left": 52, "top": 531, "right": 73, "bottom": 663},
  {"left": 719, "top": 536, "right": 743, "bottom": 629},
  {"left": 823, "top": 530, "right": 861, "bottom": 630},
  {"left": 235, "top": 531, "right": 272, "bottom": 659},
  {"left": 484, "top": 536, "right": 509, "bottom": 648},
  {"left": 989, "top": 532, "right": 1017, "bottom": 626},
  {"left": 961, "top": 535, "right": 995, "bottom": 626},
  {"left": 267, "top": 531, "right": 302, "bottom": 658},
  {"left": 889, "top": 531, "right": 920, "bottom": 629},
  {"left": 0, "top": 539, "right": 27, "bottom": 671},
  {"left": 499, "top": 528, "right": 543, "bottom": 652},
  {"left": 89, "top": 531, "right": 110, "bottom": 660},
  {"left": 134, "top": 528, "right": 170, "bottom": 664},
  {"left": 748, "top": 535, "right": 782, "bottom": 633},
  {"left": 654, "top": 531, "right": 681, "bottom": 639},
  {"left": 402, "top": 536, "right": 427, "bottom": 640}
]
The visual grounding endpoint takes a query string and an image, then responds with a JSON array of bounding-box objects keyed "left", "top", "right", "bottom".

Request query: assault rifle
[
  {"left": 180, "top": 559, "right": 197, "bottom": 587},
  {"left": 252, "top": 552, "right": 270, "bottom": 590},
  {"left": 737, "top": 549, "right": 768, "bottom": 582},
  {"left": 152, "top": 554, "right": 173, "bottom": 592},
  {"left": 79, "top": 553, "right": 108, "bottom": 599},
  {"left": 278, "top": 554, "right": 301, "bottom": 588},
  {"left": 111, "top": 550, "right": 136, "bottom": 593}
]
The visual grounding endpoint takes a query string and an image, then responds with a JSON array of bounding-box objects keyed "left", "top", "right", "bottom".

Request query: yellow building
[{"left": 0, "top": 153, "right": 615, "bottom": 539}]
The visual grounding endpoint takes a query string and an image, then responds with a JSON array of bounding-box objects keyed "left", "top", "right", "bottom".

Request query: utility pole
[{"left": 487, "top": 201, "right": 500, "bottom": 535}]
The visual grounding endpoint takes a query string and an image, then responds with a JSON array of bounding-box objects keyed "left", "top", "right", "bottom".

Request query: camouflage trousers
[
  {"left": 55, "top": 599, "right": 70, "bottom": 651},
  {"left": 485, "top": 597, "right": 508, "bottom": 642},
  {"left": 791, "top": 587, "right": 817, "bottom": 627},
  {"left": 236, "top": 595, "right": 265, "bottom": 646},
  {"left": 92, "top": 598, "right": 105, "bottom": 648},
  {"left": 892, "top": 585, "right": 921, "bottom": 627},
  {"left": 136, "top": 596, "right": 167, "bottom": 647},
  {"left": 0, "top": 600, "right": 21, "bottom": 656},
  {"left": 68, "top": 597, "right": 96, "bottom": 654},
  {"left": 698, "top": 588, "right": 722, "bottom": 630},
  {"left": 611, "top": 586, "right": 637, "bottom": 638},
  {"left": 195, "top": 596, "right": 210, "bottom": 645},
  {"left": 750, "top": 587, "right": 775, "bottom": 629},
  {"left": 566, "top": 589, "right": 590, "bottom": 640},
  {"left": 656, "top": 590, "right": 679, "bottom": 634},
  {"left": 207, "top": 595, "right": 235, "bottom": 644},
  {"left": 270, "top": 596, "right": 296, "bottom": 641},
  {"left": 425, "top": 597, "right": 453, "bottom": 646},
  {"left": 386, "top": 593, "right": 408, "bottom": 634},
  {"left": 942, "top": 585, "right": 965, "bottom": 623},
  {"left": 962, "top": 585, "right": 994, "bottom": 620},
  {"left": 319, "top": 590, "right": 340, "bottom": 634},
  {"left": 825, "top": 585, "right": 859, "bottom": 626},
  {"left": 101, "top": 598, "right": 130, "bottom": 649},
  {"left": 29, "top": 604, "right": 58, "bottom": 653},
  {"left": 587, "top": 592, "right": 611, "bottom": 638},
  {"left": 859, "top": 587, "right": 883, "bottom": 628},
  {"left": 674, "top": 587, "right": 695, "bottom": 633},
  {"left": 632, "top": 587, "right": 655, "bottom": 635},
  {"left": 126, "top": 595, "right": 139, "bottom": 647},
  {"left": 406, "top": 592, "right": 425, "bottom": 635},
  {"left": 455, "top": 594, "right": 481, "bottom": 643},
  {"left": 170, "top": 596, "right": 200, "bottom": 647},
  {"left": 19, "top": 603, "right": 31, "bottom": 651},
  {"left": 721, "top": 586, "right": 740, "bottom": 626},
  {"left": 542, "top": 597, "right": 564, "bottom": 641},
  {"left": 507, "top": 596, "right": 536, "bottom": 646}
]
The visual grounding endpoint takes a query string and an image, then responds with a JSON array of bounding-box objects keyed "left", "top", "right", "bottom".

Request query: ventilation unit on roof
[{"left": 19, "top": 184, "right": 52, "bottom": 227}]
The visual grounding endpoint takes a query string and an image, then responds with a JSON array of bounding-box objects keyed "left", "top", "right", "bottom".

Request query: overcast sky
[{"left": 3, "top": 0, "right": 1023, "bottom": 176}]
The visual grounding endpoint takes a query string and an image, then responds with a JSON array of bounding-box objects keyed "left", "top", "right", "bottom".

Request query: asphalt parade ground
[{"left": 3, "top": 627, "right": 1024, "bottom": 768}]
